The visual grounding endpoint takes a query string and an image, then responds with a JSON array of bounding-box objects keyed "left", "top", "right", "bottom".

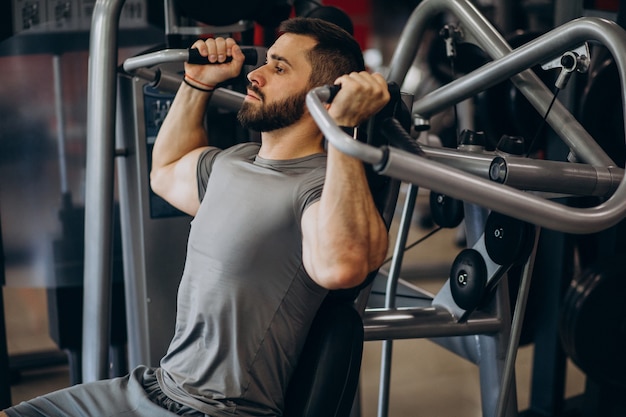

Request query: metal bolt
[{"left": 457, "top": 272, "right": 468, "bottom": 286}]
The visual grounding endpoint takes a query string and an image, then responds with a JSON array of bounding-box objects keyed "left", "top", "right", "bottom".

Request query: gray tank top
[{"left": 158, "top": 143, "right": 329, "bottom": 416}]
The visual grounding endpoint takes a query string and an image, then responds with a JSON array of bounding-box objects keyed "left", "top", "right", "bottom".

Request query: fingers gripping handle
[
  {"left": 122, "top": 47, "right": 265, "bottom": 73},
  {"left": 322, "top": 82, "right": 401, "bottom": 104},
  {"left": 187, "top": 47, "right": 261, "bottom": 66}
]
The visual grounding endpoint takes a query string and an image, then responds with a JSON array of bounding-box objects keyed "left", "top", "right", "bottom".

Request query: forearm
[{"left": 150, "top": 37, "right": 245, "bottom": 215}]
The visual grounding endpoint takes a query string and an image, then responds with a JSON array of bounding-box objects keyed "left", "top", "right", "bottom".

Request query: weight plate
[
  {"left": 430, "top": 192, "right": 464, "bottom": 229},
  {"left": 449, "top": 248, "right": 488, "bottom": 311},
  {"left": 560, "top": 261, "right": 626, "bottom": 388},
  {"left": 484, "top": 211, "right": 532, "bottom": 266}
]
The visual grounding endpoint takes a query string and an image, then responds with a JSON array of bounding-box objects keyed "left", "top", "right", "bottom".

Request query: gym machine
[
  {"left": 305, "top": 1, "right": 626, "bottom": 416},
  {"left": 83, "top": 0, "right": 626, "bottom": 416}
]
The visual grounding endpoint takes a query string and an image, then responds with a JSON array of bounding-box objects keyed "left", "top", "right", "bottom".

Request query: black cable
[
  {"left": 381, "top": 226, "right": 443, "bottom": 266},
  {"left": 525, "top": 87, "right": 560, "bottom": 157},
  {"left": 449, "top": 57, "right": 461, "bottom": 143}
]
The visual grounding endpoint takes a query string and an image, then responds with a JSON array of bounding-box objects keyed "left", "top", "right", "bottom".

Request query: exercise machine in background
[{"left": 306, "top": 0, "right": 626, "bottom": 416}]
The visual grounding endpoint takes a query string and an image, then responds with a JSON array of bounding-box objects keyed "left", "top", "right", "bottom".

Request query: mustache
[{"left": 247, "top": 84, "right": 265, "bottom": 101}]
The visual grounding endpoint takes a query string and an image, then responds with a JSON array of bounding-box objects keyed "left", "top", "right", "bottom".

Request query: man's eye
[{"left": 275, "top": 66, "right": 284, "bottom": 73}]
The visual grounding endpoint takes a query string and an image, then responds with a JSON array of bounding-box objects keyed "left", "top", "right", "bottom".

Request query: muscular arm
[
  {"left": 150, "top": 38, "right": 245, "bottom": 216},
  {"left": 302, "top": 72, "right": 390, "bottom": 290}
]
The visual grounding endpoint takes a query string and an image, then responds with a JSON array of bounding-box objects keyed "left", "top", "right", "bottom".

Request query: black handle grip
[
  {"left": 324, "top": 81, "right": 400, "bottom": 104},
  {"left": 379, "top": 117, "right": 426, "bottom": 157},
  {"left": 187, "top": 47, "right": 259, "bottom": 66},
  {"left": 327, "top": 84, "right": 342, "bottom": 102}
]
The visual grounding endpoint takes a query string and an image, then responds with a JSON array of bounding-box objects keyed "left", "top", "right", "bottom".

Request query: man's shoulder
[
  {"left": 225, "top": 142, "right": 261, "bottom": 157},
  {"left": 201, "top": 142, "right": 260, "bottom": 165}
]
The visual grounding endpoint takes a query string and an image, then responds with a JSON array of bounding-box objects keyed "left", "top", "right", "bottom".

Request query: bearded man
[{"left": 3, "top": 17, "right": 389, "bottom": 417}]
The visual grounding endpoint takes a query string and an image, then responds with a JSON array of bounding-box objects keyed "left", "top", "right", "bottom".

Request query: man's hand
[
  {"left": 328, "top": 72, "right": 390, "bottom": 128},
  {"left": 183, "top": 37, "right": 246, "bottom": 89}
]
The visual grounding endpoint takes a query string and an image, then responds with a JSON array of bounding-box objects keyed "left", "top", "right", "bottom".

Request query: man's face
[
  {"left": 237, "top": 83, "right": 308, "bottom": 132},
  {"left": 238, "top": 33, "right": 316, "bottom": 132}
]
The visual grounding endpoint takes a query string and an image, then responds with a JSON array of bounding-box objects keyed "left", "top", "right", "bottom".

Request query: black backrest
[{"left": 283, "top": 297, "right": 364, "bottom": 417}]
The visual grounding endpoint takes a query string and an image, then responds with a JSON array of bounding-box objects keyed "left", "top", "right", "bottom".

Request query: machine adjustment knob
[
  {"left": 430, "top": 192, "right": 464, "bottom": 228},
  {"left": 449, "top": 248, "right": 488, "bottom": 311},
  {"left": 484, "top": 211, "right": 534, "bottom": 266}
]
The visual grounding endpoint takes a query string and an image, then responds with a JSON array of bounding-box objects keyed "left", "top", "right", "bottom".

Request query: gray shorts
[{"left": 5, "top": 366, "right": 205, "bottom": 417}]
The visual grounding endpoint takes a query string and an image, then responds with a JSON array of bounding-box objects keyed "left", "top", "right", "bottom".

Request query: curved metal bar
[
  {"left": 490, "top": 155, "right": 623, "bottom": 197},
  {"left": 308, "top": 14, "right": 626, "bottom": 234},
  {"left": 306, "top": 87, "right": 386, "bottom": 166},
  {"left": 83, "top": 0, "right": 125, "bottom": 382},
  {"left": 421, "top": 146, "right": 624, "bottom": 197},
  {"left": 123, "top": 49, "right": 189, "bottom": 72},
  {"left": 306, "top": 92, "right": 626, "bottom": 234},
  {"left": 421, "top": 145, "right": 494, "bottom": 178},
  {"left": 387, "top": 0, "right": 613, "bottom": 167},
  {"left": 363, "top": 307, "right": 503, "bottom": 340},
  {"left": 378, "top": 146, "right": 625, "bottom": 234}
]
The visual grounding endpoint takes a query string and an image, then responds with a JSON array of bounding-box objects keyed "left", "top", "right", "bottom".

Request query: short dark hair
[{"left": 278, "top": 17, "right": 365, "bottom": 87}]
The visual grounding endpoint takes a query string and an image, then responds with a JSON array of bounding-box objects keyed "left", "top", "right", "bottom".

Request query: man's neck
[{"left": 257, "top": 119, "right": 325, "bottom": 160}]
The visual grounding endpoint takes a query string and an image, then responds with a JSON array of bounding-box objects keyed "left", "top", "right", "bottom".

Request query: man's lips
[{"left": 245, "top": 92, "right": 261, "bottom": 101}]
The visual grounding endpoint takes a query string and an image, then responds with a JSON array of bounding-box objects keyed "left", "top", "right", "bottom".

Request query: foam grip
[
  {"left": 324, "top": 81, "right": 399, "bottom": 104},
  {"left": 326, "top": 85, "right": 342, "bottom": 103},
  {"left": 378, "top": 117, "right": 425, "bottom": 156},
  {"left": 187, "top": 47, "right": 260, "bottom": 66}
]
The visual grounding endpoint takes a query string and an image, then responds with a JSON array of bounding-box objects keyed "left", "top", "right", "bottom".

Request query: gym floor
[{"left": 3, "top": 190, "right": 586, "bottom": 417}]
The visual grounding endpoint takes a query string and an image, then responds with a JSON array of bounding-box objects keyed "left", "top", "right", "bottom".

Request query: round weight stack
[
  {"left": 449, "top": 248, "right": 488, "bottom": 311},
  {"left": 559, "top": 258, "right": 626, "bottom": 389}
]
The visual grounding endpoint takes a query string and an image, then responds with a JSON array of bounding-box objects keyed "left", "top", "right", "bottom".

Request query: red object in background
[
  {"left": 324, "top": 0, "right": 371, "bottom": 50},
  {"left": 253, "top": 1, "right": 372, "bottom": 50},
  {"left": 585, "top": 0, "right": 620, "bottom": 12}
]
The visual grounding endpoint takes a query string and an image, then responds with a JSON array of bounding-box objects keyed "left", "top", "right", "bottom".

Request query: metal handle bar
[
  {"left": 387, "top": 0, "right": 615, "bottom": 167},
  {"left": 122, "top": 46, "right": 264, "bottom": 73},
  {"left": 306, "top": 84, "right": 626, "bottom": 234},
  {"left": 419, "top": 146, "right": 623, "bottom": 197},
  {"left": 307, "top": 0, "right": 626, "bottom": 235},
  {"left": 122, "top": 50, "right": 248, "bottom": 110}
]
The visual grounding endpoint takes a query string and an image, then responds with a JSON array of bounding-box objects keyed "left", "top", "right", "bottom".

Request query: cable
[
  {"left": 525, "top": 86, "right": 560, "bottom": 157},
  {"left": 381, "top": 226, "right": 443, "bottom": 266},
  {"left": 449, "top": 57, "right": 461, "bottom": 143},
  {"left": 439, "top": 24, "right": 461, "bottom": 143}
]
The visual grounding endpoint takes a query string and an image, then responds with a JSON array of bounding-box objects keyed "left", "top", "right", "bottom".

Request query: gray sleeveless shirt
[{"left": 157, "top": 143, "right": 329, "bottom": 416}]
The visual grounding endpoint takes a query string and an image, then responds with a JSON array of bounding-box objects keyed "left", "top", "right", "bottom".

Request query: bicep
[{"left": 301, "top": 200, "right": 322, "bottom": 286}]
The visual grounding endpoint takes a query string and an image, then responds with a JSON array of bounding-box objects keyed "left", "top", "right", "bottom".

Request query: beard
[{"left": 237, "top": 84, "right": 308, "bottom": 132}]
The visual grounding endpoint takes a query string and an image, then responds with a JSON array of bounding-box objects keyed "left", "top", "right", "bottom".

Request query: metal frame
[
  {"left": 83, "top": 0, "right": 125, "bottom": 382},
  {"left": 307, "top": 9, "right": 626, "bottom": 234},
  {"left": 305, "top": 1, "right": 626, "bottom": 416}
]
